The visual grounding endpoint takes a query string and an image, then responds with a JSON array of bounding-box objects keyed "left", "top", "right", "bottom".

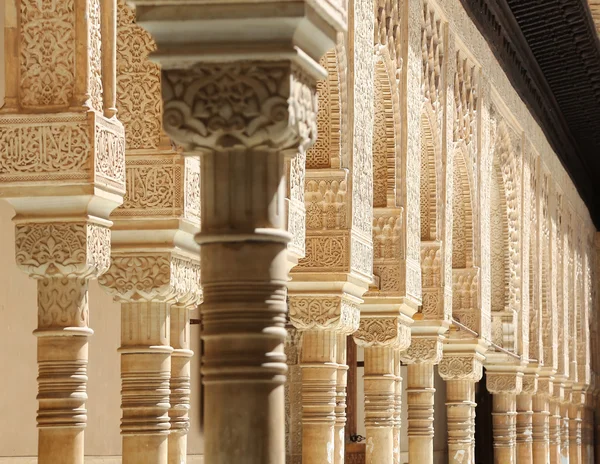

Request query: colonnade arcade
[{"left": 1, "top": 0, "right": 599, "bottom": 463}]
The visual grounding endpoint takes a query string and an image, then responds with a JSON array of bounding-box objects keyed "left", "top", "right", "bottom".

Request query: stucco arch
[
  {"left": 420, "top": 109, "right": 441, "bottom": 242},
  {"left": 307, "top": 49, "right": 342, "bottom": 170},
  {"left": 489, "top": 120, "right": 521, "bottom": 353},
  {"left": 452, "top": 146, "right": 475, "bottom": 270},
  {"left": 372, "top": 56, "right": 397, "bottom": 209}
]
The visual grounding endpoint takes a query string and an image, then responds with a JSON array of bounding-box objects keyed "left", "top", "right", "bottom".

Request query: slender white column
[
  {"left": 487, "top": 372, "right": 523, "bottom": 464},
  {"left": 439, "top": 351, "right": 484, "bottom": 464},
  {"left": 354, "top": 319, "right": 411, "bottom": 464}
]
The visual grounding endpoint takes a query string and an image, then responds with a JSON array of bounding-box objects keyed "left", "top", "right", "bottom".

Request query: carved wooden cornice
[{"left": 460, "top": 0, "right": 600, "bottom": 227}]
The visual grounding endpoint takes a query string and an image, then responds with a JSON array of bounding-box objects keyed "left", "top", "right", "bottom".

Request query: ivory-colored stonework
[{"left": 1, "top": 0, "right": 599, "bottom": 463}]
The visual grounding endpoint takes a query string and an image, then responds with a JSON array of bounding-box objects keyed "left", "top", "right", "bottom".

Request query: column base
[
  {"left": 38, "top": 428, "right": 85, "bottom": 464},
  {"left": 123, "top": 434, "right": 169, "bottom": 464}
]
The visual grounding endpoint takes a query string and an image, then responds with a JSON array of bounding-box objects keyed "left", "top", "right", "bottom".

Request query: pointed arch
[
  {"left": 420, "top": 111, "right": 440, "bottom": 241},
  {"left": 452, "top": 147, "right": 474, "bottom": 270},
  {"left": 489, "top": 120, "right": 521, "bottom": 353},
  {"left": 372, "top": 56, "right": 397, "bottom": 209},
  {"left": 307, "top": 49, "right": 341, "bottom": 170}
]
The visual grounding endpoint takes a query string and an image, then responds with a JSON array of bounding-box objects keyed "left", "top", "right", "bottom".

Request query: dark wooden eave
[{"left": 460, "top": 0, "right": 600, "bottom": 228}]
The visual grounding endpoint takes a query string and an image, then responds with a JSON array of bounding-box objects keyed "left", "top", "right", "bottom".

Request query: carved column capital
[
  {"left": 522, "top": 373, "right": 539, "bottom": 395},
  {"left": 162, "top": 64, "right": 319, "bottom": 156},
  {"left": 289, "top": 296, "right": 360, "bottom": 334},
  {"left": 99, "top": 252, "right": 200, "bottom": 304},
  {"left": 353, "top": 317, "right": 411, "bottom": 350},
  {"left": 401, "top": 336, "right": 444, "bottom": 365},
  {"left": 487, "top": 372, "right": 524, "bottom": 395},
  {"left": 15, "top": 221, "right": 111, "bottom": 280},
  {"left": 537, "top": 377, "right": 554, "bottom": 398},
  {"left": 439, "top": 354, "right": 484, "bottom": 382}
]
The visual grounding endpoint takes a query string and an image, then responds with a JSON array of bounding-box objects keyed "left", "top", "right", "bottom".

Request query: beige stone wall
[{"left": 0, "top": 200, "right": 204, "bottom": 458}]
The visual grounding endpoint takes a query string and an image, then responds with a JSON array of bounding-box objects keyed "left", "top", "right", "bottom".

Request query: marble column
[
  {"left": 393, "top": 351, "right": 403, "bottom": 464},
  {"left": 284, "top": 326, "right": 303, "bottom": 464},
  {"left": 562, "top": 387, "right": 572, "bottom": 463},
  {"left": 127, "top": 1, "right": 346, "bottom": 461},
  {"left": 354, "top": 318, "right": 411, "bottom": 464},
  {"left": 288, "top": 1, "right": 375, "bottom": 461},
  {"left": 100, "top": 4, "right": 202, "bottom": 461},
  {"left": 169, "top": 300, "right": 198, "bottom": 464},
  {"left": 0, "top": 0, "right": 126, "bottom": 461},
  {"left": 550, "top": 386, "right": 564, "bottom": 464},
  {"left": 290, "top": 322, "right": 354, "bottom": 464},
  {"left": 487, "top": 371, "right": 524, "bottom": 464},
  {"left": 335, "top": 333, "right": 349, "bottom": 464},
  {"left": 439, "top": 352, "right": 484, "bottom": 464},
  {"left": 516, "top": 374, "right": 538, "bottom": 464},
  {"left": 532, "top": 378, "right": 552, "bottom": 464},
  {"left": 401, "top": 338, "right": 444, "bottom": 464},
  {"left": 570, "top": 389, "right": 584, "bottom": 464},
  {"left": 100, "top": 254, "right": 200, "bottom": 464},
  {"left": 581, "top": 391, "right": 594, "bottom": 464}
]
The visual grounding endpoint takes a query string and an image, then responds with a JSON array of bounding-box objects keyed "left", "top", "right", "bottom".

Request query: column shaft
[
  {"left": 200, "top": 148, "right": 288, "bottom": 464},
  {"left": 517, "top": 394, "right": 534, "bottom": 463},
  {"left": 407, "top": 363, "right": 435, "bottom": 464},
  {"left": 446, "top": 380, "right": 476, "bottom": 464},
  {"left": 561, "top": 400, "right": 570, "bottom": 462},
  {"left": 120, "top": 302, "right": 172, "bottom": 464},
  {"left": 300, "top": 330, "right": 338, "bottom": 464},
  {"left": 335, "top": 333, "right": 348, "bottom": 464},
  {"left": 492, "top": 393, "right": 517, "bottom": 464},
  {"left": 36, "top": 277, "right": 91, "bottom": 464},
  {"left": 532, "top": 395, "right": 550, "bottom": 464},
  {"left": 569, "top": 402, "right": 582, "bottom": 464},
  {"left": 393, "top": 351, "right": 402, "bottom": 464},
  {"left": 169, "top": 304, "right": 193, "bottom": 464},
  {"left": 550, "top": 398, "right": 562, "bottom": 464},
  {"left": 364, "top": 346, "right": 396, "bottom": 464}
]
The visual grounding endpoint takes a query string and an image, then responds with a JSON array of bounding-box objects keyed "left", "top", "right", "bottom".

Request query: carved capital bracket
[
  {"left": 289, "top": 296, "right": 359, "bottom": 334},
  {"left": 521, "top": 373, "right": 539, "bottom": 395},
  {"left": 161, "top": 63, "right": 320, "bottom": 156},
  {"left": 353, "top": 317, "right": 411, "bottom": 351},
  {"left": 486, "top": 372, "right": 524, "bottom": 395},
  {"left": 99, "top": 252, "right": 200, "bottom": 304},
  {"left": 571, "top": 388, "right": 587, "bottom": 406},
  {"left": 439, "top": 353, "right": 484, "bottom": 382},
  {"left": 401, "top": 336, "right": 444, "bottom": 365},
  {"left": 537, "top": 377, "right": 554, "bottom": 398},
  {"left": 15, "top": 221, "right": 111, "bottom": 280}
]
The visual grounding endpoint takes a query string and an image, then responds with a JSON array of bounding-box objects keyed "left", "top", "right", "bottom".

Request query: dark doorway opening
[{"left": 475, "top": 368, "right": 494, "bottom": 464}]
